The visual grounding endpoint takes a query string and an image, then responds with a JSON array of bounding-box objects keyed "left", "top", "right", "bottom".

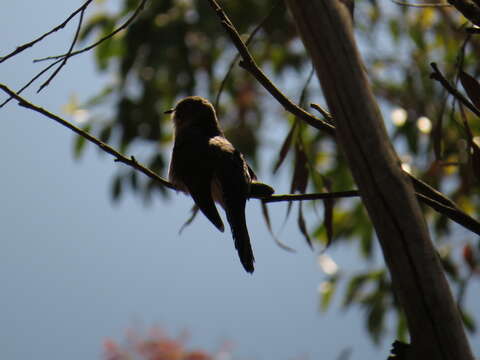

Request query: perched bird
[{"left": 166, "top": 96, "right": 274, "bottom": 273}]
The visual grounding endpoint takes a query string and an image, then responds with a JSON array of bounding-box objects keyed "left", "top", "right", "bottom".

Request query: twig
[
  {"left": 34, "top": 0, "right": 149, "bottom": 63},
  {"left": 0, "top": 83, "right": 176, "bottom": 190},
  {"left": 0, "top": 0, "right": 94, "bottom": 64},
  {"left": 2, "top": 0, "right": 148, "bottom": 108},
  {"left": 214, "top": 0, "right": 282, "bottom": 109},
  {"left": 430, "top": 62, "right": 480, "bottom": 117},
  {"left": 38, "top": 6, "right": 86, "bottom": 93},
  {"left": 262, "top": 191, "right": 359, "bottom": 202},
  {"left": 206, "top": 0, "right": 335, "bottom": 134}
]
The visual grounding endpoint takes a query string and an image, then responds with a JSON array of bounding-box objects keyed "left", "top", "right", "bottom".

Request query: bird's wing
[
  {"left": 171, "top": 141, "right": 225, "bottom": 232},
  {"left": 183, "top": 173, "right": 225, "bottom": 232},
  {"left": 210, "top": 137, "right": 255, "bottom": 273}
]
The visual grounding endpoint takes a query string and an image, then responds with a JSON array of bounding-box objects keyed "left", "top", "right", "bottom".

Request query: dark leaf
[
  {"left": 179, "top": 205, "right": 199, "bottom": 235},
  {"left": 273, "top": 120, "right": 297, "bottom": 173},
  {"left": 461, "top": 310, "right": 476, "bottom": 333},
  {"left": 298, "top": 202, "right": 313, "bottom": 249},
  {"left": 261, "top": 201, "right": 295, "bottom": 252},
  {"left": 322, "top": 177, "right": 334, "bottom": 250},
  {"left": 460, "top": 71, "right": 480, "bottom": 112},
  {"left": 111, "top": 175, "right": 123, "bottom": 202}
]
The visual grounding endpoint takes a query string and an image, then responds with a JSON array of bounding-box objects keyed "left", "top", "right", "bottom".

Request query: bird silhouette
[{"left": 166, "top": 96, "right": 274, "bottom": 273}]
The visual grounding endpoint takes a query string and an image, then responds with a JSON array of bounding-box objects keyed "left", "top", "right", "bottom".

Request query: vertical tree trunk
[{"left": 285, "top": 1, "right": 474, "bottom": 359}]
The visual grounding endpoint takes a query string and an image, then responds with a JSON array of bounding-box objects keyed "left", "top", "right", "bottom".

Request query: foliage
[
  {"left": 77, "top": 0, "right": 480, "bottom": 344},
  {"left": 103, "top": 328, "right": 221, "bottom": 360}
]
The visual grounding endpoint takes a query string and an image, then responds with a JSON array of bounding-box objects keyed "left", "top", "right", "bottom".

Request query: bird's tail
[{"left": 226, "top": 204, "right": 255, "bottom": 273}]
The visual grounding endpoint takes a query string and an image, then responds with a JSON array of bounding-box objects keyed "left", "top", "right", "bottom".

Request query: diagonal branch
[
  {"left": 37, "top": 6, "right": 86, "bottom": 93},
  {"left": 0, "top": 83, "right": 176, "bottom": 191}
]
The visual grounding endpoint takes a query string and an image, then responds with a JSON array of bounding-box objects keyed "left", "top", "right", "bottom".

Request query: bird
[{"left": 166, "top": 96, "right": 274, "bottom": 273}]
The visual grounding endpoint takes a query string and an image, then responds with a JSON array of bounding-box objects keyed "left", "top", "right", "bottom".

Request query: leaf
[
  {"left": 343, "top": 274, "right": 368, "bottom": 307},
  {"left": 261, "top": 201, "right": 295, "bottom": 252},
  {"left": 460, "top": 71, "right": 480, "bottom": 111},
  {"left": 461, "top": 309, "right": 476, "bottom": 333},
  {"left": 73, "top": 125, "right": 91, "bottom": 159},
  {"left": 322, "top": 177, "right": 334, "bottom": 250},
  {"left": 471, "top": 142, "right": 480, "bottom": 183},
  {"left": 459, "top": 105, "right": 480, "bottom": 183},
  {"left": 273, "top": 120, "right": 297, "bottom": 173},
  {"left": 111, "top": 175, "right": 123, "bottom": 202},
  {"left": 298, "top": 203, "right": 313, "bottom": 249},
  {"left": 179, "top": 206, "right": 199, "bottom": 234},
  {"left": 319, "top": 279, "right": 337, "bottom": 312},
  {"left": 286, "top": 143, "right": 309, "bottom": 219}
]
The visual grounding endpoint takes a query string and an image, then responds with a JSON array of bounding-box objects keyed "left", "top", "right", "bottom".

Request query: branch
[
  {"left": 1, "top": 0, "right": 148, "bottom": 107},
  {"left": 0, "top": 83, "right": 176, "bottom": 191},
  {"left": 207, "top": 0, "right": 480, "bottom": 238},
  {"left": 0, "top": 0, "right": 94, "bottom": 64},
  {"left": 34, "top": 0, "right": 149, "bottom": 63},
  {"left": 206, "top": 0, "right": 336, "bottom": 134},
  {"left": 37, "top": 6, "right": 86, "bottom": 93}
]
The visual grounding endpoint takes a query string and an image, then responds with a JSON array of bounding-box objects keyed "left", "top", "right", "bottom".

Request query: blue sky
[{"left": 0, "top": 2, "right": 478, "bottom": 360}]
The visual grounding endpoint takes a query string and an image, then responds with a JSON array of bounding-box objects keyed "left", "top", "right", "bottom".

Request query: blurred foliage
[
  {"left": 76, "top": 0, "right": 480, "bottom": 344},
  {"left": 103, "top": 327, "right": 221, "bottom": 360}
]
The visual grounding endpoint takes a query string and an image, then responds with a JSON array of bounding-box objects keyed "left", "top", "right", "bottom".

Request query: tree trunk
[{"left": 285, "top": 1, "right": 474, "bottom": 359}]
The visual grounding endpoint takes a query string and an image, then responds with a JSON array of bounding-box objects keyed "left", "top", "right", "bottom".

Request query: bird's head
[{"left": 166, "top": 96, "right": 221, "bottom": 136}]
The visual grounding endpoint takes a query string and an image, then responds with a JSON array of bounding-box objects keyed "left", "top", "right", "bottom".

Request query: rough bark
[{"left": 285, "top": 1, "right": 474, "bottom": 359}]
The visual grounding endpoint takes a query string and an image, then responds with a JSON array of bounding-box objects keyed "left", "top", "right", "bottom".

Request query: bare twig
[
  {"left": 262, "top": 191, "right": 359, "bottom": 202},
  {"left": 1, "top": 0, "right": 148, "bottom": 108},
  {"left": 38, "top": 6, "right": 86, "bottom": 93},
  {"left": 34, "top": 0, "right": 149, "bottom": 63},
  {"left": 0, "top": 0, "right": 94, "bottom": 64}
]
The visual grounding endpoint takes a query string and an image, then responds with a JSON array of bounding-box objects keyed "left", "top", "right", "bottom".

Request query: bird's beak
[{"left": 164, "top": 108, "right": 174, "bottom": 114}]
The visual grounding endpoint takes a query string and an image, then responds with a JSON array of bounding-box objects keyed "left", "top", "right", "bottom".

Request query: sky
[{"left": 0, "top": 2, "right": 479, "bottom": 360}]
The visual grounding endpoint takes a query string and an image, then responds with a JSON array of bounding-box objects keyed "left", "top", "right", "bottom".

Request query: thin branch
[
  {"left": 214, "top": 0, "right": 282, "bottom": 109},
  {"left": 206, "top": 0, "right": 335, "bottom": 134},
  {"left": 0, "top": 83, "right": 176, "bottom": 190},
  {"left": 391, "top": 0, "right": 451, "bottom": 7},
  {"left": 262, "top": 191, "right": 359, "bottom": 202},
  {"left": 38, "top": 6, "right": 86, "bottom": 93},
  {"left": 34, "top": 0, "right": 149, "bottom": 63},
  {"left": 0, "top": 0, "right": 94, "bottom": 64},
  {"left": 2, "top": 0, "right": 148, "bottom": 108},
  {"left": 430, "top": 62, "right": 480, "bottom": 117}
]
